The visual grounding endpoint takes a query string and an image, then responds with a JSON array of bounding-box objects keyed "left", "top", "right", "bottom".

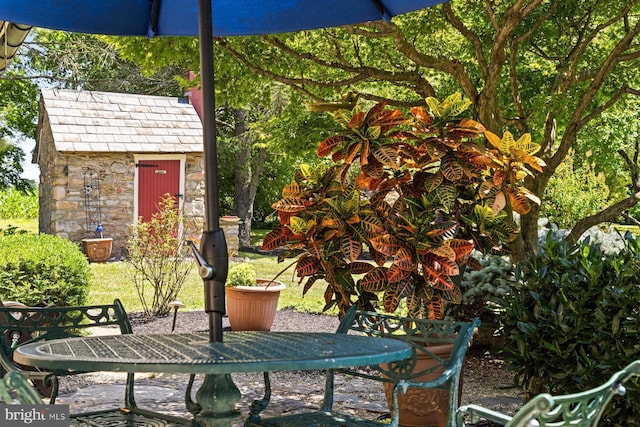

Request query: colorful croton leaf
[
  {"left": 263, "top": 95, "right": 544, "bottom": 319},
  {"left": 482, "top": 130, "right": 546, "bottom": 215}
]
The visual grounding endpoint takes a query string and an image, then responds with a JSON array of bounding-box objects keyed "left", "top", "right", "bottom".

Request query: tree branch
[
  {"left": 568, "top": 191, "right": 640, "bottom": 244},
  {"left": 443, "top": 3, "right": 488, "bottom": 77},
  {"left": 508, "top": 37, "right": 529, "bottom": 134},
  {"left": 548, "top": 14, "right": 640, "bottom": 172},
  {"left": 366, "top": 20, "right": 478, "bottom": 100}
]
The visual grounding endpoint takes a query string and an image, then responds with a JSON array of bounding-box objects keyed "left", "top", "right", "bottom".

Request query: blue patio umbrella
[{"left": 0, "top": 0, "right": 447, "bottom": 343}]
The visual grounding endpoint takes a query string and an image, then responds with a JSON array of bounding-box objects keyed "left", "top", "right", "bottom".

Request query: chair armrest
[{"left": 457, "top": 403, "right": 514, "bottom": 426}]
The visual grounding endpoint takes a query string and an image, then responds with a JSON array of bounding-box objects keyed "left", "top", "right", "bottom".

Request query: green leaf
[{"left": 436, "top": 182, "right": 457, "bottom": 211}]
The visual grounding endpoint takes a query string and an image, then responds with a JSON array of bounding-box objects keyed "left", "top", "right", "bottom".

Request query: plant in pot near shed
[
  {"left": 82, "top": 223, "right": 113, "bottom": 263},
  {"left": 262, "top": 94, "right": 545, "bottom": 425},
  {"left": 225, "top": 261, "right": 286, "bottom": 331}
]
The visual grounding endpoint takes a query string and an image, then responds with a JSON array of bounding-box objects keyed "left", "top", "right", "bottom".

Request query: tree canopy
[
  {"left": 3, "top": 1, "right": 640, "bottom": 256},
  {"left": 212, "top": 0, "right": 640, "bottom": 258}
]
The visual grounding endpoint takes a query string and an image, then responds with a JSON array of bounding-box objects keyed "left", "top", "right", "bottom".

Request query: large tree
[
  {"left": 108, "top": 36, "right": 325, "bottom": 246},
  {"left": 213, "top": 0, "right": 640, "bottom": 259},
  {"left": 0, "top": 51, "right": 38, "bottom": 191}
]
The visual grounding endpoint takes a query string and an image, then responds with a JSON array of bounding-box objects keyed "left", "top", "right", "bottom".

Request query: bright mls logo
[{"left": 2, "top": 405, "right": 69, "bottom": 426}]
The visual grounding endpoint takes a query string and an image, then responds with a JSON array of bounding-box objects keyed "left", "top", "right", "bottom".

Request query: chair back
[
  {"left": 337, "top": 307, "right": 479, "bottom": 427},
  {"left": 0, "top": 299, "right": 132, "bottom": 347},
  {"left": 511, "top": 360, "right": 640, "bottom": 427},
  {"left": 459, "top": 360, "right": 640, "bottom": 427},
  {"left": 0, "top": 299, "right": 133, "bottom": 403},
  {"left": 339, "top": 307, "right": 480, "bottom": 383}
]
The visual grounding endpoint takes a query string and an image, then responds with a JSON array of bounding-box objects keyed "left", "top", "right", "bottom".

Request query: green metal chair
[
  {"left": 0, "top": 299, "right": 136, "bottom": 403},
  {"left": 457, "top": 360, "right": 640, "bottom": 427},
  {"left": 0, "top": 370, "right": 44, "bottom": 405},
  {"left": 247, "top": 307, "right": 480, "bottom": 427},
  {"left": 0, "top": 299, "right": 192, "bottom": 426}
]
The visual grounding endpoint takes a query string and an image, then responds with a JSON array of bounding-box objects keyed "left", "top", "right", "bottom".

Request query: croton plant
[{"left": 263, "top": 94, "right": 545, "bottom": 319}]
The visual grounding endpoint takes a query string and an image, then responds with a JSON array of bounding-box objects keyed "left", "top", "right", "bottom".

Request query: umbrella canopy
[
  {"left": 0, "top": 0, "right": 445, "bottom": 37},
  {"left": 0, "top": 22, "right": 31, "bottom": 73},
  {"left": 0, "top": 0, "right": 447, "bottom": 342}
]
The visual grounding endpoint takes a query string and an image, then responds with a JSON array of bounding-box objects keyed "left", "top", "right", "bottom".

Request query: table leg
[{"left": 193, "top": 373, "right": 241, "bottom": 426}]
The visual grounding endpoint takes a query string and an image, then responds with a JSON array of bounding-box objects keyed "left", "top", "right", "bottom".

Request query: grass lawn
[
  {"left": 0, "top": 219, "right": 38, "bottom": 234},
  {"left": 0, "top": 220, "right": 334, "bottom": 315},
  {"left": 89, "top": 251, "right": 337, "bottom": 316}
]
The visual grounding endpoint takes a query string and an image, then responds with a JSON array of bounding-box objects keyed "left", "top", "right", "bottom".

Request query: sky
[{"left": 20, "top": 137, "right": 39, "bottom": 181}]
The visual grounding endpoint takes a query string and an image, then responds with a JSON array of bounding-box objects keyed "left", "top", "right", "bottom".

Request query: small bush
[
  {"left": 0, "top": 233, "right": 90, "bottom": 306},
  {"left": 447, "top": 254, "right": 514, "bottom": 324},
  {"left": 499, "top": 232, "right": 640, "bottom": 426},
  {"left": 127, "top": 194, "right": 197, "bottom": 317}
]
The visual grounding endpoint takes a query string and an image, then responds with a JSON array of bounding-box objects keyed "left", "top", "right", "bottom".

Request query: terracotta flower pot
[
  {"left": 225, "top": 279, "right": 286, "bottom": 331},
  {"left": 383, "top": 342, "right": 455, "bottom": 427},
  {"left": 81, "top": 238, "right": 113, "bottom": 263}
]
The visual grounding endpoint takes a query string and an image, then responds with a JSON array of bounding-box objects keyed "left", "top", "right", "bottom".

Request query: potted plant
[
  {"left": 263, "top": 94, "right": 544, "bottom": 319},
  {"left": 262, "top": 94, "right": 544, "bottom": 425},
  {"left": 225, "top": 262, "right": 286, "bottom": 331},
  {"left": 81, "top": 223, "right": 113, "bottom": 263}
]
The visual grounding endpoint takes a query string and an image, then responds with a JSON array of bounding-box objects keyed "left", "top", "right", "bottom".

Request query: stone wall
[
  {"left": 37, "top": 130, "right": 206, "bottom": 259},
  {"left": 220, "top": 216, "right": 241, "bottom": 255}
]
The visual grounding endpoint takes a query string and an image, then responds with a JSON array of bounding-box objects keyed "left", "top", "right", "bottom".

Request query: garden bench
[
  {"left": 0, "top": 299, "right": 191, "bottom": 426},
  {"left": 457, "top": 360, "right": 640, "bottom": 427},
  {"left": 246, "top": 307, "right": 480, "bottom": 427}
]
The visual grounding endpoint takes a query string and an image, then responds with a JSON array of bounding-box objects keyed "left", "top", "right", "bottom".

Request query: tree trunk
[{"left": 232, "top": 108, "right": 267, "bottom": 248}]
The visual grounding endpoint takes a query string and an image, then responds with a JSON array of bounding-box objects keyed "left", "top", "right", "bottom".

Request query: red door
[{"left": 137, "top": 159, "right": 181, "bottom": 222}]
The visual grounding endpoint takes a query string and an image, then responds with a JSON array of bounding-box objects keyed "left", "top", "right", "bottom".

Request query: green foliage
[
  {"left": 542, "top": 151, "right": 611, "bottom": 228},
  {"left": 88, "top": 251, "right": 336, "bottom": 315},
  {"left": 126, "top": 194, "right": 196, "bottom": 316},
  {"left": 31, "top": 31, "right": 184, "bottom": 96},
  {"left": 447, "top": 255, "right": 514, "bottom": 323},
  {"left": 0, "top": 74, "right": 39, "bottom": 140},
  {"left": 0, "top": 233, "right": 90, "bottom": 307},
  {"left": 264, "top": 96, "right": 543, "bottom": 319},
  {"left": 499, "top": 233, "right": 640, "bottom": 426},
  {"left": 0, "top": 139, "right": 31, "bottom": 192},
  {"left": 226, "top": 262, "right": 257, "bottom": 287},
  {"left": 0, "top": 188, "right": 38, "bottom": 219}
]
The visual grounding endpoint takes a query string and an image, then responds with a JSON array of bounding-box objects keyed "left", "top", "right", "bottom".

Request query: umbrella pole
[
  {"left": 193, "top": 6, "right": 242, "bottom": 424},
  {"left": 198, "top": 0, "right": 227, "bottom": 344}
]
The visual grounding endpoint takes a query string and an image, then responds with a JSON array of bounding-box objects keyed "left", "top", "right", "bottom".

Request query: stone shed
[{"left": 34, "top": 88, "right": 207, "bottom": 259}]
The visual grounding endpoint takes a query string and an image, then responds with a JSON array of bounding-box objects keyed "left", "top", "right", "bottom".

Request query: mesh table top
[{"left": 14, "top": 331, "right": 412, "bottom": 375}]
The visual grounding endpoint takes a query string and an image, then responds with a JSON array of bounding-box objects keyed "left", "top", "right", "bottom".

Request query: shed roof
[{"left": 40, "top": 88, "right": 203, "bottom": 153}]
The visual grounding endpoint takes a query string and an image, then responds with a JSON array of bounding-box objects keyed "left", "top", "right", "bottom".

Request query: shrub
[
  {"left": 499, "top": 232, "right": 640, "bottom": 426},
  {"left": 0, "top": 233, "right": 90, "bottom": 306},
  {"left": 263, "top": 95, "right": 544, "bottom": 319},
  {"left": 447, "top": 254, "right": 514, "bottom": 324},
  {"left": 127, "top": 194, "right": 197, "bottom": 317}
]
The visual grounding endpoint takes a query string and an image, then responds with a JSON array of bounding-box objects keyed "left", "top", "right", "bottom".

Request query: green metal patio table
[{"left": 13, "top": 331, "right": 412, "bottom": 426}]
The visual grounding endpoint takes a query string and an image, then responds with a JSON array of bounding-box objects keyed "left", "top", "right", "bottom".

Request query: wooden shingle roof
[{"left": 40, "top": 88, "right": 203, "bottom": 153}]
